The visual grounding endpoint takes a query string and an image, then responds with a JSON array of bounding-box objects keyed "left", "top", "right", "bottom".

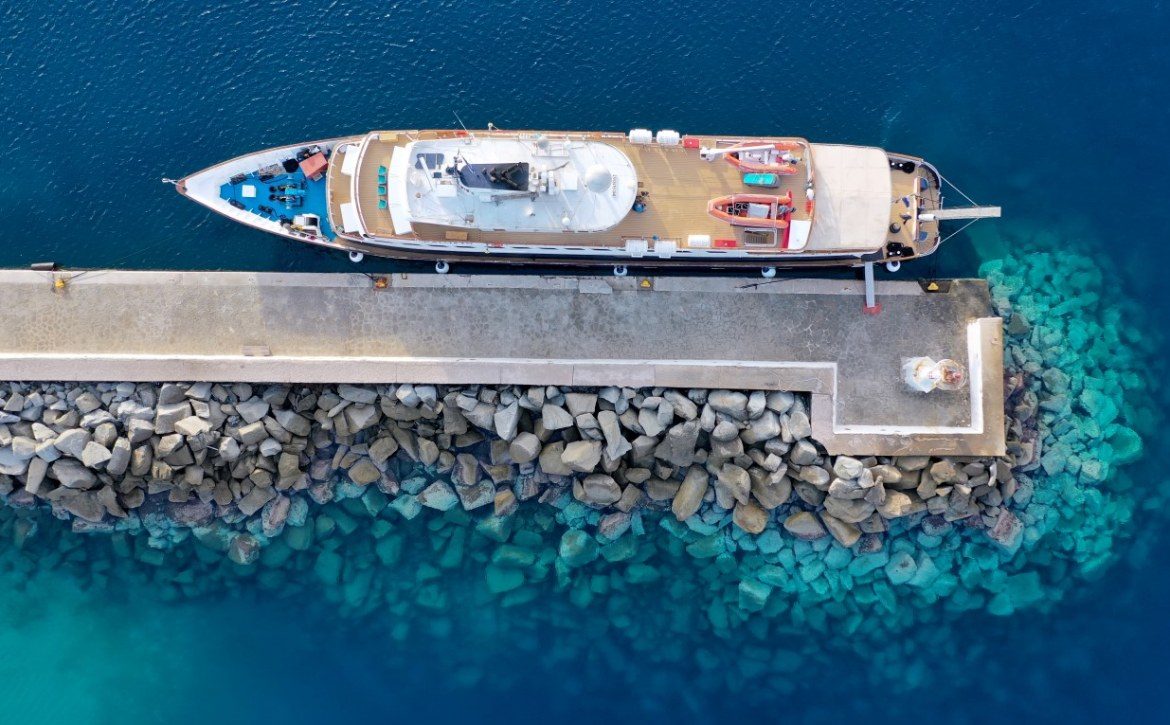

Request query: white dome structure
[{"left": 583, "top": 164, "right": 613, "bottom": 193}]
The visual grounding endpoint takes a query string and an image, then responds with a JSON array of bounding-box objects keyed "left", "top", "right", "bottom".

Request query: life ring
[
  {"left": 435, "top": 260, "right": 450, "bottom": 274},
  {"left": 613, "top": 265, "right": 628, "bottom": 277},
  {"left": 724, "top": 141, "right": 802, "bottom": 175},
  {"left": 348, "top": 251, "right": 364, "bottom": 263}
]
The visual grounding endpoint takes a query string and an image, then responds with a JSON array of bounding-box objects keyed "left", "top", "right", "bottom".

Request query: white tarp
[
  {"left": 401, "top": 137, "right": 637, "bottom": 233},
  {"left": 787, "top": 219, "right": 812, "bottom": 250},
  {"left": 340, "top": 146, "right": 360, "bottom": 176},
  {"left": 339, "top": 202, "right": 362, "bottom": 233},
  {"left": 386, "top": 146, "right": 413, "bottom": 235},
  {"left": 806, "top": 144, "right": 891, "bottom": 251}
]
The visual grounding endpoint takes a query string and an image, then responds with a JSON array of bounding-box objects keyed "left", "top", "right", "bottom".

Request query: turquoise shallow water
[{"left": 2, "top": 1, "right": 1170, "bottom": 723}]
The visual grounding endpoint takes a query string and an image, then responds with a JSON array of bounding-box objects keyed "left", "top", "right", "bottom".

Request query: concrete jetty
[{"left": 0, "top": 270, "right": 1003, "bottom": 456}]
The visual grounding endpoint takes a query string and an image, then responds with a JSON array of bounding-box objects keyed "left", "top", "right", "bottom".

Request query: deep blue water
[{"left": 2, "top": 1, "right": 1170, "bottom": 723}]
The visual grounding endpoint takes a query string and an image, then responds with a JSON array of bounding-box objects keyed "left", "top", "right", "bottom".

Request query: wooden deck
[
  {"left": 332, "top": 131, "right": 819, "bottom": 252},
  {"left": 888, "top": 155, "right": 943, "bottom": 258},
  {"left": 325, "top": 130, "right": 941, "bottom": 260}
]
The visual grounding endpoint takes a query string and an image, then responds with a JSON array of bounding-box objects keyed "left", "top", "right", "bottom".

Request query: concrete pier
[{"left": 0, "top": 270, "right": 1003, "bottom": 457}]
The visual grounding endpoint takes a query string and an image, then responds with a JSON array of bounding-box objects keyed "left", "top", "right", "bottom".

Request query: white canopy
[
  {"left": 340, "top": 146, "right": 360, "bottom": 176},
  {"left": 397, "top": 137, "right": 638, "bottom": 233},
  {"left": 386, "top": 146, "right": 413, "bottom": 235},
  {"left": 806, "top": 144, "right": 891, "bottom": 251},
  {"left": 339, "top": 202, "right": 362, "bottom": 233}
]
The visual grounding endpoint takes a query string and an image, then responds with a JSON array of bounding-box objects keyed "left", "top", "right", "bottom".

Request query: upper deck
[{"left": 326, "top": 130, "right": 933, "bottom": 259}]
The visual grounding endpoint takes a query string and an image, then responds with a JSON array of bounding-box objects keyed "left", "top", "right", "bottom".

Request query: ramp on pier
[{"left": 0, "top": 270, "right": 1003, "bottom": 457}]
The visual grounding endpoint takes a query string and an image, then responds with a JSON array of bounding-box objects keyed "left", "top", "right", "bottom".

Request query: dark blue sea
[{"left": 2, "top": 1, "right": 1169, "bottom": 723}]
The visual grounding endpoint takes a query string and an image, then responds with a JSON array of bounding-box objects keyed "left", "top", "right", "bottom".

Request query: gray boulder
[
  {"left": 564, "top": 392, "right": 597, "bottom": 417},
  {"left": 765, "top": 391, "right": 795, "bottom": 414},
  {"left": 273, "top": 409, "right": 311, "bottom": 437},
  {"left": 347, "top": 459, "right": 382, "bottom": 485},
  {"left": 452, "top": 453, "right": 480, "bottom": 487},
  {"left": 715, "top": 463, "right": 751, "bottom": 506},
  {"left": 655, "top": 420, "right": 699, "bottom": 468},
  {"left": 237, "top": 486, "right": 276, "bottom": 516},
  {"left": 663, "top": 390, "right": 698, "bottom": 421},
  {"left": 789, "top": 439, "right": 818, "bottom": 465},
  {"left": 823, "top": 496, "right": 876, "bottom": 524},
  {"left": 418, "top": 481, "right": 459, "bottom": 511},
  {"left": 711, "top": 420, "right": 739, "bottom": 442},
  {"left": 508, "top": 432, "right": 542, "bottom": 464},
  {"left": 733, "top": 500, "right": 768, "bottom": 534},
  {"left": 456, "top": 480, "right": 496, "bottom": 511},
  {"left": 173, "top": 415, "right": 211, "bottom": 437},
  {"left": 821, "top": 513, "right": 861, "bottom": 547},
  {"left": 236, "top": 398, "right": 270, "bottom": 424},
  {"left": 708, "top": 390, "right": 749, "bottom": 420},
  {"left": 833, "top": 456, "right": 865, "bottom": 479},
  {"left": 788, "top": 410, "right": 813, "bottom": 439},
  {"left": 598, "top": 410, "right": 632, "bottom": 460},
  {"left": 74, "top": 391, "right": 102, "bottom": 414},
  {"left": 126, "top": 418, "right": 154, "bottom": 444},
  {"left": 154, "top": 401, "right": 193, "bottom": 434},
  {"left": 51, "top": 459, "right": 97, "bottom": 489},
  {"left": 368, "top": 436, "right": 399, "bottom": 466},
  {"left": 344, "top": 404, "right": 380, "bottom": 432},
  {"left": 577, "top": 473, "right": 622, "bottom": 505},
  {"left": 541, "top": 404, "right": 574, "bottom": 431},
  {"left": 338, "top": 384, "right": 378, "bottom": 405},
  {"left": 0, "top": 447, "right": 29, "bottom": 476},
  {"left": 637, "top": 406, "right": 665, "bottom": 437},
  {"left": 560, "top": 440, "right": 602, "bottom": 473},
  {"left": 493, "top": 401, "right": 520, "bottom": 441},
  {"left": 237, "top": 421, "right": 267, "bottom": 445},
  {"left": 783, "top": 511, "right": 827, "bottom": 540},
  {"left": 53, "top": 428, "right": 91, "bottom": 458},
  {"left": 25, "top": 457, "right": 49, "bottom": 495},
  {"left": 671, "top": 466, "right": 708, "bottom": 521},
  {"left": 538, "top": 441, "right": 572, "bottom": 476},
  {"left": 746, "top": 391, "right": 767, "bottom": 420},
  {"left": 80, "top": 441, "right": 112, "bottom": 469},
  {"left": 741, "top": 411, "right": 781, "bottom": 444}
]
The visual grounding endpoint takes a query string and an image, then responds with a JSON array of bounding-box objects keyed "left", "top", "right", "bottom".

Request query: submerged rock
[
  {"left": 558, "top": 529, "right": 599, "bottom": 567},
  {"left": 783, "top": 511, "right": 826, "bottom": 541}
]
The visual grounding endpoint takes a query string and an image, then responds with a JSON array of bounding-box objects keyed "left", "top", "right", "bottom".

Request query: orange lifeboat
[
  {"left": 707, "top": 192, "right": 793, "bottom": 229},
  {"left": 724, "top": 141, "right": 802, "bottom": 175}
]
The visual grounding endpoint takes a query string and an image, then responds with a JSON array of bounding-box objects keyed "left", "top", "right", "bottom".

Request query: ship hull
[{"left": 178, "top": 130, "right": 946, "bottom": 272}]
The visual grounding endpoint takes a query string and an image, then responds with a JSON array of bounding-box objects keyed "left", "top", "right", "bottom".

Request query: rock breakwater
[
  {"left": 1, "top": 380, "right": 1014, "bottom": 566},
  {"left": 0, "top": 234, "right": 1164, "bottom": 702}
]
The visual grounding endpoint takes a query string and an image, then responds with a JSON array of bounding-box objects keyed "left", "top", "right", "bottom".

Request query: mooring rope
[
  {"left": 936, "top": 217, "right": 983, "bottom": 247},
  {"left": 934, "top": 169, "right": 981, "bottom": 208}
]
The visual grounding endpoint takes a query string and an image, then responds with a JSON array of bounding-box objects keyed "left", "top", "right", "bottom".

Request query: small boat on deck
[
  {"left": 723, "top": 141, "right": 803, "bottom": 175},
  {"left": 174, "top": 127, "right": 1000, "bottom": 273},
  {"left": 707, "top": 193, "right": 794, "bottom": 229}
]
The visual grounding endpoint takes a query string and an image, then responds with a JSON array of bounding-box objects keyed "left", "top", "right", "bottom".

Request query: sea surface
[{"left": 2, "top": 1, "right": 1169, "bottom": 723}]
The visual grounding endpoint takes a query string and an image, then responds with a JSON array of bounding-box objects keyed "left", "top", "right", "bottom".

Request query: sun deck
[
  {"left": 321, "top": 129, "right": 949, "bottom": 264},
  {"left": 330, "top": 131, "right": 835, "bottom": 254}
]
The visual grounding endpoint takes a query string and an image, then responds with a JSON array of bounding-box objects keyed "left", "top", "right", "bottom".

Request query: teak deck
[{"left": 332, "top": 131, "right": 825, "bottom": 251}]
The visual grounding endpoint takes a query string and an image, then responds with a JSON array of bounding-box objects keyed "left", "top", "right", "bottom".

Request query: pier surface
[{"left": 0, "top": 270, "right": 1003, "bottom": 457}]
